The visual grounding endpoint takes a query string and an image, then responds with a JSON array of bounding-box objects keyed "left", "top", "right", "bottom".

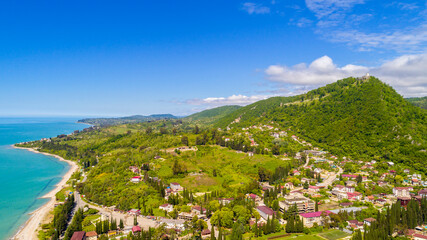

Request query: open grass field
[{"left": 317, "top": 230, "right": 350, "bottom": 240}]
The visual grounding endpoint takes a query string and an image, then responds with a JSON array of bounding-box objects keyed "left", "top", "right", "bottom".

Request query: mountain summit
[{"left": 215, "top": 76, "right": 427, "bottom": 171}]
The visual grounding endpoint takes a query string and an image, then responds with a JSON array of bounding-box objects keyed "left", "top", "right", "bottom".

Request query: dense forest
[{"left": 406, "top": 96, "right": 427, "bottom": 109}]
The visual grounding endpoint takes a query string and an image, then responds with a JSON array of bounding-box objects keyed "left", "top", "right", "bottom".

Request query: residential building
[
  {"left": 279, "top": 195, "right": 315, "bottom": 213},
  {"left": 128, "top": 209, "right": 141, "bottom": 216},
  {"left": 218, "top": 198, "right": 234, "bottom": 205},
  {"left": 393, "top": 187, "right": 410, "bottom": 197},
  {"left": 364, "top": 218, "right": 376, "bottom": 226},
  {"left": 159, "top": 203, "right": 174, "bottom": 212},
  {"left": 170, "top": 182, "right": 183, "bottom": 191},
  {"left": 131, "top": 176, "right": 142, "bottom": 183},
  {"left": 159, "top": 218, "right": 185, "bottom": 231},
  {"left": 256, "top": 206, "right": 275, "bottom": 220},
  {"left": 299, "top": 211, "right": 333, "bottom": 227},
  {"left": 71, "top": 231, "right": 86, "bottom": 240},
  {"left": 86, "top": 231, "right": 98, "bottom": 240}
]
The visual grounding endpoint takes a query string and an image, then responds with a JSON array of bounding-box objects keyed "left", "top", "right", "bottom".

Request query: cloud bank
[{"left": 265, "top": 54, "right": 427, "bottom": 97}]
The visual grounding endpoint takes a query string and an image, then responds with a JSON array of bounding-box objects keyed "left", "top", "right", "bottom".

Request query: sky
[{"left": 0, "top": 0, "right": 426, "bottom": 117}]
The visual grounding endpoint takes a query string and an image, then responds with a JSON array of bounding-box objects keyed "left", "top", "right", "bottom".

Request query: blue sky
[{"left": 0, "top": 0, "right": 426, "bottom": 116}]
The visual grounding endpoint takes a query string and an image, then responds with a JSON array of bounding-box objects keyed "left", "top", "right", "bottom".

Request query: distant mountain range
[{"left": 78, "top": 114, "right": 178, "bottom": 126}]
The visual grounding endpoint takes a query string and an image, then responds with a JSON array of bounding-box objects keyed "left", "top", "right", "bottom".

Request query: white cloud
[
  {"left": 242, "top": 2, "right": 270, "bottom": 14},
  {"left": 187, "top": 94, "right": 269, "bottom": 107},
  {"left": 265, "top": 54, "right": 427, "bottom": 97},
  {"left": 265, "top": 55, "right": 368, "bottom": 85},
  {"left": 305, "top": 0, "right": 364, "bottom": 18},
  {"left": 327, "top": 24, "right": 427, "bottom": 52}
]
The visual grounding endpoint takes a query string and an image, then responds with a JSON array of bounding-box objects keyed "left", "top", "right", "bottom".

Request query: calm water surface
[{"left": 0, "top": 118, "right": 87, "bottom": 239}]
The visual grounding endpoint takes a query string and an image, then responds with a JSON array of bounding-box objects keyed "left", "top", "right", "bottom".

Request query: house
[
  {"left": 365, "top": 195, "right": 375, "bottom": 203},
  {"left": 256, "top": 206, "right": 275, "bottom": 220},
  {"left": 284, "top": 182, "right": 294, "bottom": 190},
  {"left": 132, "top": 226, "right": 141, "bottom": 234},
  {"left": 347, "top": 220, "right": 363, "bottom": 230},
  {"left": 364, "top": 218, "right": 376, "bottom": 226},
  {"left": 393, "top": 187, "right": 410, "bottom": 197},
  {"left": 128, "top": 209, "right": 141, "bottom": 216},
  {"left": 347, "top": 192, "right": 362, "bottom": 201},
  {"left": 218, "top": 198, "right": 234, "bottom": 205},
  {"left": 159, "top": 203, "right": 174, "bottom": 212},
  {"left": 308, "top": 186, "right": 320, "bottom": 193},
  {"left": 159, "top": 218, "right": 185, "bottom": 231},
  {"left": 131, "top": 176, "right": 142, "bottom": 183},
  {"left": 313, "top": 168, "right": 322, "bottom": 174},
  {"left": 201, "top": 229, "right": 211, "bottom": 238},
  {"left": 279, "top": 195, "right": 315, "bottom": 213},
  {"left": 419, "top": 189, "right": 427, "bottom": 198},
  {"left": 299, "top": 211, "right": 333, "bottom": 227},
  {"left": 404, "top": 169, "right": 410, "bottom": 174},
  {"left": 71, "top": 231, "right": 86, "bottom": 240},
  {"left": 86, "top": 231, "right": 98, "bottom": 240},
  {"left": 387, "top": 162, "right": 394, "bottom": 166},
  {"left": 248, "top": 193, "right": 261, "bottom": 202},
  {"left": 192, "top": 205, "right": 207, "bottom": 215},
  {"left": 170, "top": 182, "right": 183, "bottom": 191},
  {"left": 292, "top": 170, "right": 301, "bottom": 176},
  {"left": 375, "top": 198, "right": 386, "bottom": 205}
]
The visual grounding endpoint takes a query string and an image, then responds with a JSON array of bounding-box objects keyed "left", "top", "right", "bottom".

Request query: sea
[{"left": 0, "top": 117, "right": 88, "bottom": 240}]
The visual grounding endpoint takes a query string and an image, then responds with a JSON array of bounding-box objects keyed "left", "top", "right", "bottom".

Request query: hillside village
[{"left": 18, "top": 118, "right": 427, "bottom": 240}]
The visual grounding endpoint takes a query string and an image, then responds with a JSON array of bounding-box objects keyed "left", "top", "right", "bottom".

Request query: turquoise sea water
[{"left": 0, "top": 118, "right": 87, "bottom": 240}]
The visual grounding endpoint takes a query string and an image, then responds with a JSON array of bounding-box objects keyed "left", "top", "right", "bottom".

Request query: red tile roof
[
  {"left": 257, "top": 206, "right": 275, "bottom": 216},
  {"left": 300, "top": 211, "right": 333, "bottom": 218},
  {"left": 71, "top": 231, "right": 86, "bottom": 240},
  {"left": 132, "top": 226, "right": 141, "bottom": 232}
]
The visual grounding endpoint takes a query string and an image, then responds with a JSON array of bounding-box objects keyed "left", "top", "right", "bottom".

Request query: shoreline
[{"left": 11, "top": 145, "right": 79, "bottom": 240}]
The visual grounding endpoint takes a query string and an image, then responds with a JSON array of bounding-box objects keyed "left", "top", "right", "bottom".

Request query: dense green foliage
[
  {"left": 406, "top": 96, "right": 427, "bottom": 109},
  {"left": 52, "top": 195, "right": 74, "bottom": 240},
  {"left": 215, "top": 77, "right": 427, "bottom": 172},
  {"left": 184, "top": 105, "right": 241, "bottom": 125}
]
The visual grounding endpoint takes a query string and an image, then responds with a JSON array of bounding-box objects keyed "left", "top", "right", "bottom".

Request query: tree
[
  {"left": 303, "top": 181, "right": 309, "bottom": 189},
  {"left": 119, "top": 219, "right": 124, "bottom": 229},
  {"left": 181, "top": 136, "right": 189, "bottom": 146},
  {"left": 145, "top": 127, "right": 152, "bottom": 134},
  {"left": 159, "top": 127, "right": 168, "bottom": 135},
  {"left": 315, "top": 200, "right": 319, "bottom": 212},
  {"left": 134, "top": 216, "right": 138, "bottom": 226},
  {"left": 211, "top": 226, "right": 216, "bottom": 240},
  {"left": 193, "top": 125, "right": 200, "bottom": 134}
]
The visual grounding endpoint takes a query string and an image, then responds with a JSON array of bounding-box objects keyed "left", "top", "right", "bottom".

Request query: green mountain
[
  {"left": 184, "top": 105, "right": 241, "bottom": 125},
  {"left": 78, "top": 114, "right": 178, "bottom": 126},
  {"left": 215, "top": 77, "right": 427, "bottom": 172},
  {"left": 406, "top": 96, "right": 427, "bottom": 109}
]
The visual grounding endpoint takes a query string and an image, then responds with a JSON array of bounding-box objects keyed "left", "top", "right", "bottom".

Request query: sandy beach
[{"left": 11, "top": 146, "right": 78, "bottom": 240}]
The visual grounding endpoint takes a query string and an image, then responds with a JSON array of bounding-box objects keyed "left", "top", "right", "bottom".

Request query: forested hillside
[
  {"left": 215, "top": 77, "right": 427, "bottom": 172},
  {"left": 184, "top": 105, "right": 241, "bottom": 125},
  {"left": 406, "top": 96, "right": 427, "bottom": 109}
]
